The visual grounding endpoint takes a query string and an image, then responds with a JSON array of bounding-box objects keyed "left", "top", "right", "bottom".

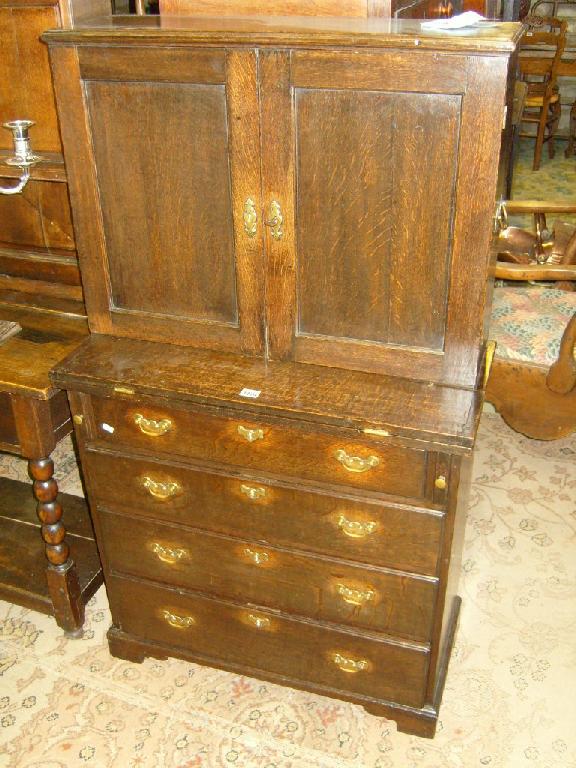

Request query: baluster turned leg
[{"left": 29, "top": 457, "right": 84, "bottom": 637}]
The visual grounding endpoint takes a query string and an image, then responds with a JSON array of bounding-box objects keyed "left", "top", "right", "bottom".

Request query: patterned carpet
[{"left": 0, "top": 136, "right": 574, "bottom": 768}]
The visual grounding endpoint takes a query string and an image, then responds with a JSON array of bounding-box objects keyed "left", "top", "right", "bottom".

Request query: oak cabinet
[
  {"left": 50, "top": 23, "right": 518, "bottom": 387},
  {"left": 46, "top": 16, "right": 521, "bottom": 737}
]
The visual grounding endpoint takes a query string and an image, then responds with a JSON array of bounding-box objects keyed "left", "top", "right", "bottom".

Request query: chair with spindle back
[{"left": 517, "top": 16, "right": 567, "bottom": 170}]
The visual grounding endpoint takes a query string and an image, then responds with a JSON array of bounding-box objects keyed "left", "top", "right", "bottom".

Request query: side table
[{"left": 0, "top": 301, "right": 102, "bottom": 635}]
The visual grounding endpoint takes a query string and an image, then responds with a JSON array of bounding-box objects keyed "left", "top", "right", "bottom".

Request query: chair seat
[{"left": 490, "top": 286, "right": 576, "bottom": 367}]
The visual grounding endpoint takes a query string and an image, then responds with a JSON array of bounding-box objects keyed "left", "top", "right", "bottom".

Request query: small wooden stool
[{"left": 0, "top": 302, "right": 102, "bottom": 635}]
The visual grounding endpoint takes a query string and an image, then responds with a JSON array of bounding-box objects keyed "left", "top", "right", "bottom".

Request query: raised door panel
[
  {"left": 261, "top": 50, "right": 508, "bottom": 387},
  {"left": 50, "top": 46, "right": 264, "bottom": 353}
]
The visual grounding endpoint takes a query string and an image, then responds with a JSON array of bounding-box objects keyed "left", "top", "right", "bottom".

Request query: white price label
[{"left": 239, "top": 388, "right": 261, "bottom": 399}]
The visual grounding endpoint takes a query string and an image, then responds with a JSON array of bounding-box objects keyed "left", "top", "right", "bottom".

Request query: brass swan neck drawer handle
[
  {"left": 237, "top": 425, "right": 264, "bottom": 443},
  {"left": 334, "top": 449, "right": 380, "bottom": 473},
  {"left": 336, "top": 584, "right": 375, "bottom": 607},
  {"left": 149, "top": 542, "right": 188, "bottom": 565},
  {"left": 141, "top": 476, "right": 181, "bottom": 500},
  {"left": 160, "top": 609, "right": 195, "bottom": 629},
  {"left": 337, "top": 515, "right": 377, "bottom": 539},
  {"left": 264, "top": 200, "right": 283, "bottom": 240},
  {"left": 242, "top": 547, "right": 270, "bottom": 566},
  {"left": 331, "top": 652, "right": 370, "bottom": 674},
  {"left": 244, "top": 613, "right": 272, "bottom": 631},
  {"left": 133, "top": 413, "right": 173, "bottom": 437},
  {"left": 240, "top": 483, "right": 266, "bottom": 501},
  {"left": 243, "top": 197, "right": 258, "bottom": 237}
]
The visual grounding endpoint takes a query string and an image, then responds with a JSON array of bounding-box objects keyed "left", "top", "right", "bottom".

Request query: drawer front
[
  {"left": 108, "top": 574, "right": 429, "bottom": 709},
  {"left": 84, "top": 450, "right": 442, "bottom": 576},
  {"left": 90, "top": 397, "right": 433, "bottom": 500},
  {"left": 99, "top": 510, "right": 436, "bottom": 642},
  {"left": 0, "top": 393, "right": 18, "bottom": 448}
]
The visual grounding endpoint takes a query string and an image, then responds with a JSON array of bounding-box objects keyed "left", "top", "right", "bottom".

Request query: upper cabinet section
[{"left": 45, "top": 19, "right": 521, "bottom": 387}]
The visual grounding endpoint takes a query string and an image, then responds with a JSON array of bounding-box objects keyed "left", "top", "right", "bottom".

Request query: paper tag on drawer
[
  {"left": 239, "top": 388, "right": 261, "bottom": 399},
  {"left": 101, "top": 423, "right": 115, "bottom": 434}
]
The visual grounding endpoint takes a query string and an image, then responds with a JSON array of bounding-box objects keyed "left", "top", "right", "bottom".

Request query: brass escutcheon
[
  {"left": 242, "top": 547, "right": 270, "bottom": 566},
  {"left": 244, "top": 612, "right": 272, "bottom": 631},
  {"left": 237, "top": 425, "right": 264, "bottom": 443},
  {"left": 243, "top": 197, "right": 258, "bottom": 237},
  {"left": 240, "top": 483, "right": 266, "bottom": 501},
  {"left": 264, "top": 200, "right": 283, "bottom": 240}
]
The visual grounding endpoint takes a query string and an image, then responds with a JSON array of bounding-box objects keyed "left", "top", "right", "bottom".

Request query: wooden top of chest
[
  {"left": 51, "top": 334, "right": 482, "bottom": 451},
  {"left": 43, "top": 16, "right": 522, "bottom": 54}
]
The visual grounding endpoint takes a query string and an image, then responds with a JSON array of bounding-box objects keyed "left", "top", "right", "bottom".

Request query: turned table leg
[{"left": 29, "top": 456, "right": 84, "bottom": 636}]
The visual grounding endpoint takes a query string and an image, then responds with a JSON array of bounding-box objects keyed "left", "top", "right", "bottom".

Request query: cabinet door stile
[
  {"left": 225, "top": 49, "right": 266, "bottom": 356},
  {"left": 259, "top": 49, "right": 298, "bottom": 361}
]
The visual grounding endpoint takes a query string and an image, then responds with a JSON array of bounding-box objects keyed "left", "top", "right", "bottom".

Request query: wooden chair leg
[
  {"left": 29, "top": 456, "right": 84, "bottom": 637},
  {"left": 548, "top": 101, "right": 561, "bottom": 159},
  {"left": 533, "top": 106, "right": 548, "bottom": 170}
]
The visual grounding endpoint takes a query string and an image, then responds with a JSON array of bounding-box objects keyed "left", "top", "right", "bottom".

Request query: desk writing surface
[{"left": 0, "top": 304, "right": 87, "bottom": 398}]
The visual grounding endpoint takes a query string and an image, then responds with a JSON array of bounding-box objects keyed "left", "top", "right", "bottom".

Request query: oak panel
[
  {"left": 85, "top": 80, "right": 238, "bottom": 325},
  {"left": 0, "top": 179, "right": 75, "bottom": 251},
  {"left": 78, "top": 46, "right": 226, "bottom": 84}
]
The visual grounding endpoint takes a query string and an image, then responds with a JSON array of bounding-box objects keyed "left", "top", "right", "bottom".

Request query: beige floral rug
[{"left": 0, "top": 411, "right": 574, "bottom": 768}]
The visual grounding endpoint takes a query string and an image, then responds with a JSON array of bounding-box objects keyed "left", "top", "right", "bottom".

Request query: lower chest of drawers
[{"left": 70, "top": 391, "right": 467, "bottom": 737}]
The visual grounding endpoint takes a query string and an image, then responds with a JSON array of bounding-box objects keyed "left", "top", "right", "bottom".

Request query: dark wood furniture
[
  {"left": 45, "top": 16, "right": 520, "bottom": 736},
  {"left": 0, "top": 0, "right": 108, "bottom": 633},
  {"left": 0, "top": 304, "right": 103, "bottom": 633}
]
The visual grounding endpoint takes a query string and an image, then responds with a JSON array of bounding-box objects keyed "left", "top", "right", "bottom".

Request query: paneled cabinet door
[
  {"left": 260, "top": 49, "right": 509, "bottom": 388},
  {"left": 51, "top": 46, "right": 264, "bottom": 354}
]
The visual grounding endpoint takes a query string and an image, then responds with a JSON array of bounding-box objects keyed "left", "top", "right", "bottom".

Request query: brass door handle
[
  {"left": 141, "top": 476, "right": 181, "bottom": 500},
  {"left": 160, "top": 609, "right": 195, "bottom": 629},
  {"left": 149, "top": 542, "right": 188, "bottom": 565},
  {"left": 237, "top": 425, "right": 264, "bottom": 443},
  {"left": 334, "top": 449, "right": 380, "bottom": 473},
  {"left": 134, "top": 413, "right": 173, "bottom": 437},
  {"left": 337, "top": 515, "right": 377, "bottom": 539},
  {"left": 264, "top": 200, "right": 283, "bottom": 240},
  {"left": 336, "top": 584, "right": 375, "bottom": 607},
  {"left": 331, "top": 652, "right": 370, "bottom": 674},
  {"left": 240, "top": 483, "right": 266, "bottom": 501}
]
